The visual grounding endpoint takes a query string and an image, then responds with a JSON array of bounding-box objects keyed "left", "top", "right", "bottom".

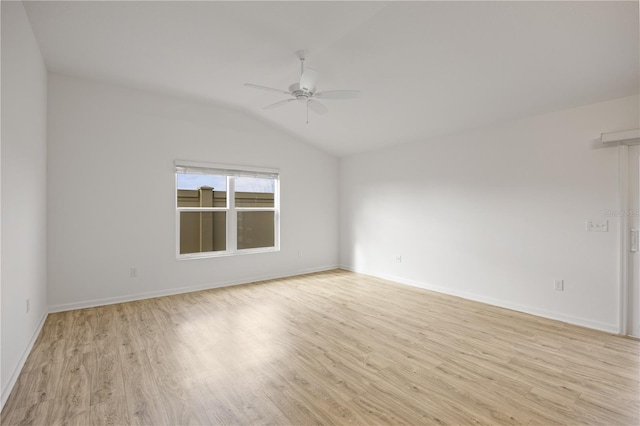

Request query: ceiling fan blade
[
  {"left": 315, "top": 90, "right": 361, "bottom": 100},
  {"left": 244, "top": 83, "right": 290, "bottom": 95},
  {"left": 263, "top": 98, "right": 295, "bottom": 110},
  {"left": 308, "top": 99, "right": 328, "bottom": 115},
  {"left": 300, "top": 68, "right": 320, "bottom": 92}
]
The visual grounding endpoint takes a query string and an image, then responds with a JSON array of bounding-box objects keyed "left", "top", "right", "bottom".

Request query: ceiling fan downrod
[{"left": 301, "top": 58, "right": 310, "bottom": 124}]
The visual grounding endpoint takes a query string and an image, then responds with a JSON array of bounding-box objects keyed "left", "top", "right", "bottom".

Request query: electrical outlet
[
  {"left": 554, "top": 279, "right": 564, "bottom": 291},
  {"left": 26, "top": 298, "right": 30, "bottom": 313},
  {"left": 130, "top": 267, "right": 137, "bottom": 278},
  {"left": 586, "top": 219, "right": 608, "bottom": 232},
  {"left": 395, "top": 255, "right": 402, "bottom": 263}
]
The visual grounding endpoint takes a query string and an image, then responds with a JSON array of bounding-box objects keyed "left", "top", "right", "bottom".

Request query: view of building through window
[{"left": 176, "top": 170, "right": 278, "bottom": 257}]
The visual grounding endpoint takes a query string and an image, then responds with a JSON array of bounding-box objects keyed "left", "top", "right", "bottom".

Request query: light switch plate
[
  {"left": 586, "top": 219, "right": 608, "bottom": 232},
  {"left": 554, "top": 280, "right": 564, "bottom": 291}
]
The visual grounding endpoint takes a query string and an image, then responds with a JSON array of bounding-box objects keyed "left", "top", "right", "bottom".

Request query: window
[{"left": 175, "top": 161, "right": 279, "bottom": 259}]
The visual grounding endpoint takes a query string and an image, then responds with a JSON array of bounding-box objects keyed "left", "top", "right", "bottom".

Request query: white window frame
[{"left": 175, "top": 160, "right": 280, "bottom": 260}]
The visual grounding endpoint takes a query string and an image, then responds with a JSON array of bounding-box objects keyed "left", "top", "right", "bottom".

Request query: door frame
[
  {"left": 604, "top": 129, "right": 640, "bottom": 336},
  {"left": 618, "top": 145, "right": 629, "bottom": 335}
]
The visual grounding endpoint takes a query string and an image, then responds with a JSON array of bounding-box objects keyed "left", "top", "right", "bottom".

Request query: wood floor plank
[
  {"left": 144, "top": 339, "right": 213, "bottom": 425},
  {"left": 269, "top": 357, "right": 371, "bottom": 425},
  {"left": 86, "top": 350, "right": 123, "bottom": 406},
  {"left": 2, "top": 269, "right": 639, "bottom": 425},
  {"left": 257, "top": 367, "right": 332, "bottom": 426},
  {"left": 201, "top": 368, "right": 291, "bottom": 426},
  {"left": 88, "top": 395, "right": 130, "bottom": 426},
  {"left": 379, "top": 362, "right": 531, "bottom": 425},
  {"left": 119, "top": 350, "right": 170, "bottom": 426},
  {"left": 45, "top": 350, "right": 91, "bottom": 425},
  {"left": 0, "top": 400, "right": 52, "bottom": 426},
  {"left": 21, "top": 336, "right": 67, "bottom": 374}
]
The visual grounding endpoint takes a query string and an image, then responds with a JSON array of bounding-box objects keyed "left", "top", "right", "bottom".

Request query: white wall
[
  {"left": 340, "top": 95, "right": 639, "bottom": 333},
  {"left": 47, "top": 74, "right": 339, "bottom": 310},
  {"left": 1, "top": 1, "right": 49, "bottom": 407}
]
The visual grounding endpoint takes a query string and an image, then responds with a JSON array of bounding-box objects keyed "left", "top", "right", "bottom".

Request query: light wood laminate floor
[{"left": 2, "top": 270, "right": 639, "bottom": 425}]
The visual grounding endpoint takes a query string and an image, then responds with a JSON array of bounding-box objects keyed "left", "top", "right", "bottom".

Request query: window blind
[{"left": 175, "top": 160, "right": 279, "bottom": 179}]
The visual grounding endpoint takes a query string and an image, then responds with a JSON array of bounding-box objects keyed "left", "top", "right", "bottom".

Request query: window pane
[
  {"left": 237, "top": 211, "right": 274, "bottom": 250},
  {"left": 177, "top": 174, "right": 227, "bottom": 207},
  {"left": 180, "top": 211, "right": 226, "bottom": 254},
  {"left": 235, "top": 177, "right": 275, "bottom": 207}
]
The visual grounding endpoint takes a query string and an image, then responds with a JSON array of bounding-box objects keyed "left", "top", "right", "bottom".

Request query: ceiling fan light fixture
[{"left": 300, "top": 67, "right": 319, "bottom": 92}]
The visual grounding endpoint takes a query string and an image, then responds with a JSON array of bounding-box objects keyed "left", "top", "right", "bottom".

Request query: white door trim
[{"left": 618, "top": 145, "right": 629, "bottom": 335}]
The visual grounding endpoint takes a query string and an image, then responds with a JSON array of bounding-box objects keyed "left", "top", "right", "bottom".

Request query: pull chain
[{"left": 306, "top": 100, "right": 309, "bottom": 124}]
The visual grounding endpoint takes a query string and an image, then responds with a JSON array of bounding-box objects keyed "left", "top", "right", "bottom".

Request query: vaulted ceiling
[{"left": 23, "top": 1, "right": 639, "bottom": 156}]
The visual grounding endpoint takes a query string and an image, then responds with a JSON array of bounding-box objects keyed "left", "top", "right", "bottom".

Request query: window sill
[{"left": 176, "top": 246, "right": 280, "bottom": 261}]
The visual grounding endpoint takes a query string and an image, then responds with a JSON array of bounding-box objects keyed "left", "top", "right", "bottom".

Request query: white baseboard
[
  {"left": 339, "top": 265, "right": 618, "bottom": 334},
  {"left": 48, "top": 265, "right": 339, "bottom": 313},
  {"left": 1, "top": 311, "right": 48, "bottom": 410}
]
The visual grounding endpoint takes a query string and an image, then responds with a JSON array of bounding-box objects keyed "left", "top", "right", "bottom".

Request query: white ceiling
[{"left": 23, "top": 1, "right": 639, "bottom": 157}]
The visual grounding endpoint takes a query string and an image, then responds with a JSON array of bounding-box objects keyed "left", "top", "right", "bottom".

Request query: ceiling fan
[{"left": 244, "top": 55, "right": 360, "bottom": 123}]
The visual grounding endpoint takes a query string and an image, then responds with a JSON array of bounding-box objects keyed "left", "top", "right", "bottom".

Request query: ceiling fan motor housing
[{"left": 288, "top": 83, "right": 312, "bottom": 102}]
